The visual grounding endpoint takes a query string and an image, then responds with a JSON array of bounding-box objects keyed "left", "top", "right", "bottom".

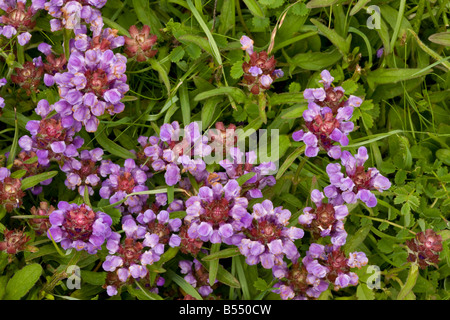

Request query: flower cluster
[
  {"left": 60, "top": 147, "right": 103, "bottom": 196},
  {"left": 99, "top": 158, "right": 148, "bottom": 213},
  {"left": 102, "top": 211, "right": 181, "bottom": 296},
  {"left": 274, "top": 243, "right": 368, "bottom": 300},
  {"left": 0, "top": 167, "right": 25, "bottom": 212},
  {"left": 0, "top": 0, "right": 44, "bottom": 45},
  {"left": 184, "top": 179, "right": 248, "bottom": 244},
  {"left": 47, "top": 201, "right": 114, "bottom": 254},
  {"left": 298, "top": 189, "right": 348, "bottom": 247},
  {"left": 237, "top": 200, "right": 303, "bottom": 269},
  {"left": 292, "top": 70, "right": 362, "bottom": 159},
  {"left": 18, "top": 108, "right": 83, "bottom": 166},
  {"left": 239, "top": 35, "right": 284, "bottom": 95},
  {"left": 324, "top": 146, "right": 391, "bottom": 208},
  {"left": 43, "top": 0, "right": 105, "bottom": 36},
  {"left": 53, "top": 44, "right": 128, "bottom": 132},
  {"left": 179, "top": 258, "right": 217, "bottom": 297},
  {"left": 406, "top": 229, "right": 443, "bottom": 269}
]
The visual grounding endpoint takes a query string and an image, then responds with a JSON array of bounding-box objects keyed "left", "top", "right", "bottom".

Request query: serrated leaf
[
  {"left": 230, "top": 60, "right": 244, "bottom": 79},
  {"left": 4, "top": 263, "right": 43, "bottom": 300},
  {"left": 291, "top": 2, "right": 308, "bottom": 16}
]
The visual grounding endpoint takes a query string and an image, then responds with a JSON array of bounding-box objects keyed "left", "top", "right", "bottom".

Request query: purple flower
[
  {"left": 240, "top": 35, "right": 254, "bottom": 55},
  {"left": 184, "top": 179, "right": 250, "bottom": 244},
  {"left": 47, "top": 202, "right": 113, "bottom": 254},
  {"left": 325, "top": 146, "right": 391, "bottom": 208},
  {"left": 218, "top": 147, "right": 276, "bottom": 199},
  {"left": 18, "top": 109, "right": 83, "bottom": 166},
  {"left": 60, "top": 147, "right": 103, "bottom": 195},
  {"left": 292, "top": 70, "right": 362, "bottom": 159},
  {"left": 179, "top": 258, "right": 217, "bottom": 297},
  {"left": 99, "top": 158, "right": 149, "bottom": 213},
  {"left": 53, "top": 45, "right": 128, "bottom": 132},
  {"left": 298, "top": 189, "right": 349, "bottom": 246},
  {"left": 237, "top": 200, "right": 303, "bottom": 270}
]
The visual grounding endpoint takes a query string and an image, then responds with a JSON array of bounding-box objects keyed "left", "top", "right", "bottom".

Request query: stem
[
  {"left": 63, "top": 28, "right": 72, "bottom": 59},
  {"left": 353, "top": 213, "right": 416, "bottom": 235}
]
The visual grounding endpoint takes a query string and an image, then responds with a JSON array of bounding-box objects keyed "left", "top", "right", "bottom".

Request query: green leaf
[
  {"left": 95, "top": 125, "right": 136, "bottom": 160},
  {"left": 21, "top": 171, "right": 58, "bottom": 191},
  {"left": 202, "top": 247, "right": 241, "bottom": 261},
  {"left": 428, "top": 32, "right": 450, "bottom": 47},
  {"left": 306, "top": 0, "right": 339, "bottom": 8},
  {"left": 236, "top": 172, "right": 256, "bottom": 186},
  {"left": 242, "top": 0, "right": 265, "bottom": 18},
  {"left": 209, "top": 243, "right": 221, "bottom": 287},
  {"left": 349, "top": 0, "right": 371, "bottom": 16},
  {"left": 4, "top": 263, "right": 43, "bottom": 300},
  {"left": 356, "top": 283, "right": 375, "bottom": 300},
  {"left": 275, "top": 145, "right": 305, "bottom": 180},
  {"left": 310, "top": 18, "right": 350, "bottom": 56},
  {"left": 366, "top": 68, "right": 432, "bottom": 89},
  {"left": 165, "top": 269, "right": 203, "bottom": 300},
  {"left": 230, "top": 60, "right": 244, "bottom": 79},
  {"left": 194, "top": 87, "right": 246, "bottom": 104},
  {"left": 343, "top": 222, "right": 372, "bottom": 255},
  {"left": 397, "top": 263, "right": 419, "bottom": 300},
  {"left": 132, "top": 0, "right": 162, "bottom": 37},
  {"left": 288, "top": 48, "right": 343, "bottom": 71},
  {"left": 6, "top": 108, "right": 19, "bottom": 168},
  {"left": 80, "top": 271, "right": 107, "bottom": 286}
]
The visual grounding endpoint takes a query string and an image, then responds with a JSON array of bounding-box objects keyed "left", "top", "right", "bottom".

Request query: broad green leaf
[
  {"left": 275, "top": 145, "right": 305, "bottom": 180},
  {"left": 21, "top": 171, "right": 58, "bottom": 191},
  {"left": 306, "top": 0, "right": 339, "bottom": 8},
  {"left": 269, "top": 92, "right": 304, "bottom": 106},
  {"left": 397, "top": 263, "right": 419, "bottom": 300},
  {"left": 349, "top": 0, "right": 371, "bottom": 16},
  {"left": 356, "top": 283, "right": 375, "bottom": 300},
  {"left": 310, "top": 18, "right": 350, "bottom": 56},
  {"left": 428, "top": 32, "right": 450, "bottom": 47},
  {"left": 343, "top": 222, "right": 372, "bottom": 255},
  {"left": 242, "top": 0, "right": 264, "bottom": 18},
  {"left": 80, "top": 271, "right": 107, "bottom": 286},
  {"left": 288, "top": 48, "right": 343, "bottom": 71},
  {"left": 366, "top": 68, "right": 432, "bottom": 89},
  {"left": 194, "top": 87, "right": 246, "bottom": 104},
  {"left": 4, "top": 263, "right": 43, "bottom": 300}
]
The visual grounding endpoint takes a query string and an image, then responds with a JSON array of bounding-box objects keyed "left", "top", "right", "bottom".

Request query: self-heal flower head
[
  {"left": 292, "top": 70, "right": 362, "bottom": 159},
  {"left": 237, "top": 200, "right": 303, "bottom": 270},
  {"left": 60, "top": 147, "right": 104, "bottom": 196},
  {"left": 47, "top": 202, "right": 113, "bottom": 254},
  {"left": 218, "top": 147, "right": 276, "bottom": 199},
  {"left": 44, "top": 0, "right": 105, "bottom": 37},
  {"left": 273, "top": 262, "right": 329, "bottom": 300},
  {"left": 324, "top": 146, "right": 391, "bottom": 208},
  {"left": 136, "top": 209, "right": 182, "bottom": 249},
  {"left": 0, "top": 0, "right": 44, "bottom": 45},
  {"left": 303, "top": 244, "right": 367, "bottom": 291},
  {"left": 0, "top": 167, "right": 26, "bottom": 212},
  {"left": 240, "top": 36, "right": 283, "bottom": 95},
  {"left": 298, "top": 189, "right": 349, "bottom": 247},
  {"left": 53, "top": 46, "right": 129, "bottom": 132},
  {"left": 18, "top": 110, "right": 83, "bottom": 166},
  {"left": 99, "top": 158, "right": 148, "bottom": 213},
  {"left": 140, "top": 121, "right": 211, "bottom": 186},
  {"left": 184, "top": 179, "right": 250, "bottom": 244},
  {"left": 406, "top": 229, "right": 443, "bottom": 269}
]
